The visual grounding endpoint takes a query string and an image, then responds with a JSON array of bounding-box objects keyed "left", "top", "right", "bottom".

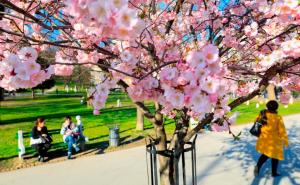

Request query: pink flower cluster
[
  {"left": 0, "top": 47, "right": 53, "bottom": 91},
  {"left": 279, "top": 90, "right": 292, "bottom": 105},
  {"left": 281, "top": 38, "right": 300, "bottom": 58},
  {"left": 236, "top": 82, "right": 257, "bottom": 97},
  {"left": 76, "top": 50, "right": 103, "bottom": 67},
  {"left": 122, "top": 44, "right": 233, "bottom": 121},
  {"left": 91, "top": 79, "right": 117, "bottom": 115},
  {"left": 65, "top": 0, "right": 145, "bottom": 42},
  {"left": 244, "top": 22, "right": 258, "bottom": 37},
  {"left": 256, "top": 38, "right": 300, "bottom": 70},
  {"left": 255, "top": 0, "right": 300, "bottom": 22},
  {"left": 211, "top": 112, "right": 239, "bottom": 132},
  {"left": 54, "top": 52, "right": 74, "bottom": 76}
]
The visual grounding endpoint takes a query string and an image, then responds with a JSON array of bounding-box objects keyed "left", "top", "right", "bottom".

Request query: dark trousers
[
  {"left": 256, "top": 154, "right": 279, "bottom": 175},
  {"left": 33, "top": 143, "right": 50, "bottom": 157}
]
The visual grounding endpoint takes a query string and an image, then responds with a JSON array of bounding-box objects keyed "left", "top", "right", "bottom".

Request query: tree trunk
[
  {"left": 153, "top": 116, "right": 173, "bottom": 185},
  {"left": 267, "top": 84, "right": 276, "bottom": 100},
  {"left": 31, "top": 89, "right": 35, "bottom": 99},
  {"left": 0, "top": 87, "right": 4, "bottom": 101},
  {"left": 42, "top": 89, "right": 45, "bottom": 95},
  {"left": 149, "top": 102, "right": 177, "bottom": 185},
  {"left": 136, "top": 106, "right": 144, "bottom": 131}
]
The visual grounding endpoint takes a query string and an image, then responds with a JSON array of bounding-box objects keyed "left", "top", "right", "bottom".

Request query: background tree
[
  {"left": 0, "top": 87, "right": 4, "bottom": 101},
  {"left": 31, "top": 78, "right": 55, "bottom": 98}
]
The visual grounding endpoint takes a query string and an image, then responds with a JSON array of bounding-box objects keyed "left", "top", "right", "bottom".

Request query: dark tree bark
[
  {"left": 0, "top": 87, "right": 4, "bottom": 101},
  {"left": 31, "top": 89, "right": 35, "bottom": 99}
]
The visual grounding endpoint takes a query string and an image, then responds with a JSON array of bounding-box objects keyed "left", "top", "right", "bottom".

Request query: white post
[
  {"left": 18, "top": 130, "right": 25, "bottom": 160},
  {"left": 65, "top": 85, "right": 69, "bottom": 93},
  {"left": 74, "top": 85, "right": 77, "bottom": 93},
  {"left": 117, "top": 99, "right": 121, "bottom": 107}
]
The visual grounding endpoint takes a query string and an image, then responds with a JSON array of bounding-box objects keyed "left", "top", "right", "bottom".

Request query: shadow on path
[{"left": 190, "top": 120, "right": 300, "bottom": 185}]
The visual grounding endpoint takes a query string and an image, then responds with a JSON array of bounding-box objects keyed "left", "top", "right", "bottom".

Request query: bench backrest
[{"left": 20, "top": 129, "right": 61, "bottom": 138}]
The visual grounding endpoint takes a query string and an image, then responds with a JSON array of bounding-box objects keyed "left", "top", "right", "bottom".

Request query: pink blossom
[
  {"left": 244, "top": 22, "right": 258, "bottom": 37},
  {"left": 116, "top": 7, "right": 138, "bottom": 28},
  {"left": 186, "top": 51, "right": 206, "bottom": 68},
  {"left": 209, "top": 93, "right": 219, "bottom": 104},
  {"left": 160, "top": 67, "right": 178, "bottom": 83},
  {"left": 93, "top": 109, "right": 100, "bottom": 115},
  {"left": 211, "top": 123, "right": 229, "bottom": 132},
  {"left": 17, "top": 47, "right": 38, "bottom": 62},
  {"left": 170, "top": 92, "right": 185, "bottom": 109},
  {"left": 202, "top": 44, "right": 219, "bottom": 64},
  {"left": 25, "top": 61, "right": 41, "bottom": 75},
  {"left": 15, "top": 64, "right": 30, "bottom": 81},
  {"left": 279, "top": 91, "right": 291, "bottom": 105},
  {"left": 202, "top": 77, "right": 219, "bottom": 94},
  {"left": 54, "top": 64, "right": 74, "bottom": 76},
  {"left": 88, "top": 1, "right": 111, "bottom": 23},
  {"left": 96, "top": 83, "right": 109, "bottom": 95},
  {"left": 191, "top": 94, "right": 211, "bottom": 114}
]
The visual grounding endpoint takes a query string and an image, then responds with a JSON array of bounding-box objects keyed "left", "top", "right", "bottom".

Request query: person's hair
[
  {"left": 35, "top": 117, "right": 45, "bottom": 126},
  {"left": 266, "top": 100, "right": 279, "bottom": 112},
  {"left": 65, "top": 116, "right": 72, "bottom": 120}
]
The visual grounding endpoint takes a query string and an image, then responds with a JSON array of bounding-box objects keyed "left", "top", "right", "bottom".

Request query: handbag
[
  {"left": 30, "top": 137, "right": 43, "bottom": 145},
  {"left": 250, "top": 110, "right": 267, "bottom": 137}
]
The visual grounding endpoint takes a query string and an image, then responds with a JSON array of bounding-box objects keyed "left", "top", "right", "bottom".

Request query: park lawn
[
  {"left": 232, "top": 100, "right": 300, "bottom": 124},
  {"left": 0, "top": 94, "right": 175, "bottom": 161},
  {"left": 0, "top": 94, "right": 300, "bottom": 164}
]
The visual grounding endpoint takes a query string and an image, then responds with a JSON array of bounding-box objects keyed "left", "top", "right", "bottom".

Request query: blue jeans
[{"left": 65, "top": 135, "right": 76, "bottom": 154}]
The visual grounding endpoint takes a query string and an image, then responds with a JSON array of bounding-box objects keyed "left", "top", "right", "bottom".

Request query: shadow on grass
[{"left": 7, "top": 135, "right": 145, "bottom": 163}]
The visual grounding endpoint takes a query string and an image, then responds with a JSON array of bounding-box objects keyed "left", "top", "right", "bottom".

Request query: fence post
[
  {"left": 18, "top": 130, "right": 25, "bottom": 160},
  {"left": 117, "top": 99, "right": 121, "bottom": 107}
]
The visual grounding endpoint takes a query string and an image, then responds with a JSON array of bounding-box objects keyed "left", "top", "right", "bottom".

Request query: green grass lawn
[
  {"left": 0, "top": 93, "right": 176, "bottom": 161},
  {"left": 0, "top": 93, "right": 299, "bottom": 162},
  {"left": 233, "top": 100, "right": 300, "bottom": 124}
]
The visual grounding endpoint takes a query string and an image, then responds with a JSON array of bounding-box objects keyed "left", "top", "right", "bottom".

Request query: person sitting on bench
[
  {"left": 30, "top": 117, "right": 52, "bottom": 162},
  {"left": 60, "top": 116, "right": 80, "bottom": 159}
]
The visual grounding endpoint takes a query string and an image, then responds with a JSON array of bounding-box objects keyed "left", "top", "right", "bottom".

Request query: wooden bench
[{"left": 17, "top": 129, "right": 86, "bottom": 160}]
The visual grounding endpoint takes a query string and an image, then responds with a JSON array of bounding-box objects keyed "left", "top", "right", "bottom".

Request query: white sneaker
[{"left": 72, "top": 144, "right": 80, "bottom": 152}]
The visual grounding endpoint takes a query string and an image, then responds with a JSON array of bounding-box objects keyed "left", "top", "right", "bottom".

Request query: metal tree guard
[{"left": 146, "top": 134, "right": 198, "bottom": 185}]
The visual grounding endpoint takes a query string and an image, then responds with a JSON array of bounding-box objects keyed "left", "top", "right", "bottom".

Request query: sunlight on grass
[{"left": 0, "top": 94, "right": 299, "bottom": 160}]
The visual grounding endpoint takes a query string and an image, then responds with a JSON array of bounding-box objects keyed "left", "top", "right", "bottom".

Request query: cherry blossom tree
[{"left": 0, "top": 0, "right": 300, "bottom": 184}]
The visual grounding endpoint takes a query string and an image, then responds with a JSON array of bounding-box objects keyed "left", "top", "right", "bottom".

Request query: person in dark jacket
[{"left": 31, "top": 117, "right": 52, "bottom": 162}]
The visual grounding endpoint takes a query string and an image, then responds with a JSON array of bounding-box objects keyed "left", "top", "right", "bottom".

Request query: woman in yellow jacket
[{"left": 254, "top": 100, "right": 289, "bottom": 177}]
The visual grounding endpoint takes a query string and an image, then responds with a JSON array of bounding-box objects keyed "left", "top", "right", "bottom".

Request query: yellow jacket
[{"left": 256, "top": 111, "right": 288, "bottom": 160}]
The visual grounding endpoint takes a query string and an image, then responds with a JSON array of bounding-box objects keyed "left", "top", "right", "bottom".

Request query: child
[{"left": 74, "top": 115, "right": 87, "bottom": 142}]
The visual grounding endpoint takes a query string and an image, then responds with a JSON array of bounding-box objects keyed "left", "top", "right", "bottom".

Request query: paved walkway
[{"left": 0, "top": 114, "right": 299, "bottom": 185}]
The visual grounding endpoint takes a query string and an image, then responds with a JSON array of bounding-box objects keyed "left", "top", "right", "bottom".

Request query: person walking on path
[
  {"left": 30, "top": 117, "right": 52, "bottom": 162},
  {"left": 254, "top": 100, "right": 289, "bottom": 177},
  {"left": 60, "top": 116, "right": 80, "bottom": 159}
]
